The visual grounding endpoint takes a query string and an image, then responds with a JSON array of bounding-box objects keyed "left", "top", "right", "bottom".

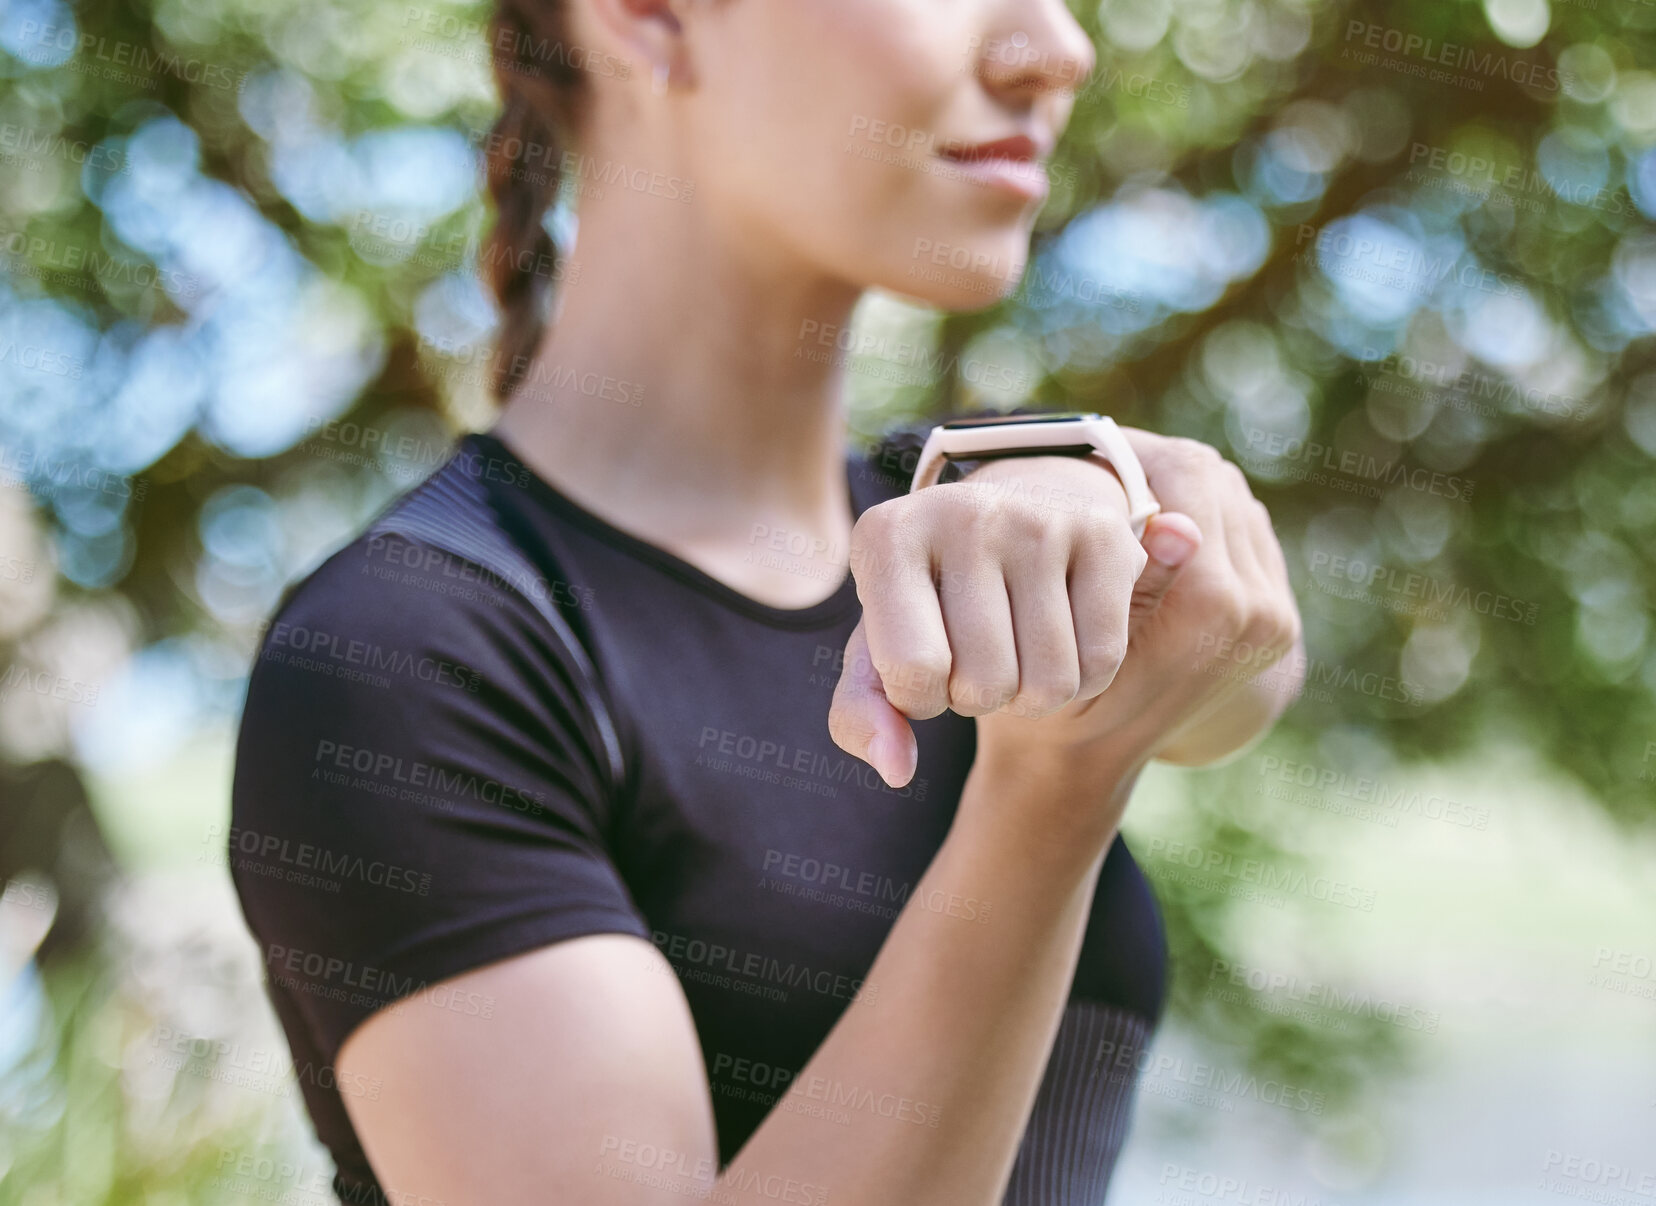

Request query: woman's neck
[{"left": 490, "top": 183, "right": 869, "bottom": 603}]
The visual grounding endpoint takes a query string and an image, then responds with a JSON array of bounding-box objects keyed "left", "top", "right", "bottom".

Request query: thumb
[
  {"left": 1129, "top": 511, "right": 1203, "bottom": 634},
  {"left": 827, "top": 618, "right": 919, "bottom": 789}
]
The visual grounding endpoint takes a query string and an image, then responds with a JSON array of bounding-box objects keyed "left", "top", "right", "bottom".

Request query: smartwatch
[{"left": 908, "top": 411, "right": 1161, "bottom": 539}]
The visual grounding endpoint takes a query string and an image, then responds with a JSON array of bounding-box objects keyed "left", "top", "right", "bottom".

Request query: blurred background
[{"left": 1, "top": 0, "right": 1654, "bottom": 1201}]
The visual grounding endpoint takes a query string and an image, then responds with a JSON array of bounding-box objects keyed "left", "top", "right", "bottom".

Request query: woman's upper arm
[
  {"left": 230, "top": 536, "right": 700, "bottom": 1202},
  {"left": 337, "top": 932, "right": 718, "bottom": 1206}
]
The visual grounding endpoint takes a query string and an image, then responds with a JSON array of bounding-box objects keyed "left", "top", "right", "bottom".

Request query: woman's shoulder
[
  {"left": 231, "top": 521, "right": 626, "bottom": 859},
  {"left": 236, "top": 441, "right": 630, "bottom": 798},
  {"left": 236, "top": 462, "right": 606, "bottom": 786},
  {"left": 227, "top": 526, "right": 647, "bottom": 1075},
  {"left": 251, "top": 525, "right": 544, "bottom": 699},
  {"left": 252, "top": 439, "right": 586, "bottom": 695}
]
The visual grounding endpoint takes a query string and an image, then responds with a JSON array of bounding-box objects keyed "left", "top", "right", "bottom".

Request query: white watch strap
[{"left": 907, "top": 414, "right": 1161, "bottom": 540}]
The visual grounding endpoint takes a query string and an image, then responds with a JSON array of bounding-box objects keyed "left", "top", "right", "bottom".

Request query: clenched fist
[{"left": 827, "top": 432, "right": 1302, "bottom": 800}]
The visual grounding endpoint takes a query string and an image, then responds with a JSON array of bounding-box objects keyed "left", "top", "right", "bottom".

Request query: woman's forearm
[{"left": 715, "top": 753, "right": 1137, "bottom": 1206}]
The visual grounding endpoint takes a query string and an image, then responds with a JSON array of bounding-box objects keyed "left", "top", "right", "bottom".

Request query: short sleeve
[{"left": 229, "top": 532, "right": 649, "bottom": 1064}]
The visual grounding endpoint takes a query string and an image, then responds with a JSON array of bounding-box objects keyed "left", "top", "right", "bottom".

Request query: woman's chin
[{"left": 872, "top": 260, "right": 1026, "bottom": 313}]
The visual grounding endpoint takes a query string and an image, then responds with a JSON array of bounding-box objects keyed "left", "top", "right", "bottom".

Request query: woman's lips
[{"left": 937, "top": 135, "right": 1051, "bottom": 202}]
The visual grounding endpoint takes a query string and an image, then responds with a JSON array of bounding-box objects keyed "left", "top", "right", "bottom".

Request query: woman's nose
[{"left": 971, "top": 0, "right": 1098, "bottom": 101}]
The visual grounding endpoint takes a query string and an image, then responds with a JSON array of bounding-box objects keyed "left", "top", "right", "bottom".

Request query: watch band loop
[{"left": 907, "top": 412, "right": 1160, "bottom": 540}]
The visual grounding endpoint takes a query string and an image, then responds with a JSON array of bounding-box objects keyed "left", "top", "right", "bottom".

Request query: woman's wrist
[{"left": 955, "top": 740, "right": 1148, "bottom": 876}]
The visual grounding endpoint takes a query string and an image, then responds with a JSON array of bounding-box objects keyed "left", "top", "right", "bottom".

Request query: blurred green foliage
[
  {"left": 0, "top": 952, "right": 284, "bottom": 1206},
  {"left": 1, "top": 0, "right": 1654, "bottom": 1197}
]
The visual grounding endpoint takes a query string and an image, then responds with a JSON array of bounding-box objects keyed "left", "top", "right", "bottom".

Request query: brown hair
[{"left": 483, "top": 0, "right": 589, "bottom": 402}]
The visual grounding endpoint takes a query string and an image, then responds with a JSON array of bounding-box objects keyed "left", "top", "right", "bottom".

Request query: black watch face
[{"left": 940, "top": 411, "right": 1092, "bottom": 430}]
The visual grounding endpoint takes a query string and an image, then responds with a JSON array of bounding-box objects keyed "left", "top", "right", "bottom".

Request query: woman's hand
[
  {"left": 970, "top": 432, "right": 1303, "bottom": 784},
  {"left": 827, "top": 451, "right": 1166, "bottom": 794},
  {"left": 827, "top": 433, "right": 1302, "bottom": 807}
]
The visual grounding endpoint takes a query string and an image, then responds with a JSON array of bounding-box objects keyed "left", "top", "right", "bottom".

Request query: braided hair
[{"left": 483, "top": 0, "right": 589, "bottom": 402}]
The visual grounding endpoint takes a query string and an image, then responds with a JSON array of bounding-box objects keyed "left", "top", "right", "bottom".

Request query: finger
[
  {"left": 1123, "top": 431, "right": 1232, "bottom": 567},
  {"left": 853, "top": 505, "right": 954, "bottom": 720},
  {"left": 938, "top": 559, "right": 1018, "bottom": 717},
  {"left": 1004, "top": 556, "right": 1083, "bottom": 720},
  {"left": 1240, "top": 496, "right": 1301, "bottom": 661},
  {"left": 1067, "top": 515, "right": 1148, "bottom": 700},
  {"left": 1213, "top": 464, "right": 1284, "bottom": 607},
  {"left": 1247, "top": 497, "right": 1292, "bottom": 593},
  {"left": 1217, "top": 462, "right": 1267, "bottom": 585},
  {"left": 1131, "top": 511, "right": 1203, "bottom": 632},
  {"left": 827, "top": 618, "right": 919, "bottom": 788}
]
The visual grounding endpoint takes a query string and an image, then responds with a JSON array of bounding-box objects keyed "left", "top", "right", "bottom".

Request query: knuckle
[
  {"left": 1238, "top": 610, "right": 1277, "bottom": 654},
  {"left": 885, "top": 648, "right": 952, "bottom": 708},
  {"left": 851, "top": 498, "right": 897, "bottom": 543},
  {"left": 959, "top": 484, "right": 1010, "bottom": 530},
  {"left": 949, "top": 670, "right": 1017, "bottom": 716},
  {"left": 1012, "top": 667, "right": 1081, "bottom": 717},
  {"left": 1172, "top": 437, "right": 1221, "bottom": 469},
  {"left": 1238, "top": 594, "right": 1300, "bottom": 659},
  {"left": 826, "top": 702, "right": 874, "bottom": 753},
  {"left": 1274, "top": 605, "right": 1304, "bottom": 652},
  {"left": 1080, "top": 632, "right": 1128, "bottom": 680},
  {"left": 1211, "top": 584, "right": 1251, "bottom": 636},
  {"left": 1005, "top": 508, "right": 1071, "bottom": 568},
  {"left": 1078, "top": 509, "right": 1139, "bottom": 564},
  {"left": 996, "top": 499, "right": 1050, "bottom": 551},
  {"left": 848, "top": 504, "right": 901, "bottom": 574}
]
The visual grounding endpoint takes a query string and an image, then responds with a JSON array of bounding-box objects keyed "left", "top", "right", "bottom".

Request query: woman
[{"left": 229, "top": 1, "right": 1303, "bottom": 1203}]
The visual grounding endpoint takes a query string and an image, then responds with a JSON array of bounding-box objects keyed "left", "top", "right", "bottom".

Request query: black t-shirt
[{"left": 230, "top": 430, "right": 1168, "bottom": 1206}]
